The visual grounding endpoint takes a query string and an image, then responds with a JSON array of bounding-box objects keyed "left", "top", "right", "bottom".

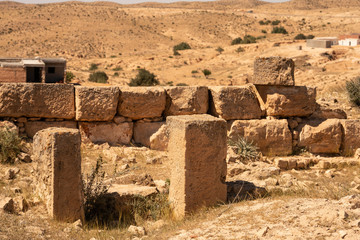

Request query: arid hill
[{"left": 275, "top": 0, "right": 360, "bottom": 9}]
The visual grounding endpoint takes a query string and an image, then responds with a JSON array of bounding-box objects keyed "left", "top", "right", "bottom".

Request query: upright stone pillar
[
  {"left": 167, "top": 114, "right": 227, "bottom": 219},
  {"left": 32, "top": 127, "right": 84, "bottom": 222}
]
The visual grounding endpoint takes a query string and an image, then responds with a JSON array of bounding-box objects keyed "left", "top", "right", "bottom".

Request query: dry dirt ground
[{"left": 1, "top": 0, "right": 360, "bottom": 239}]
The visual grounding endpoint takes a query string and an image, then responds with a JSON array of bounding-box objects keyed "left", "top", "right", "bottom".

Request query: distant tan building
[
  {"left": 306, "top": 39, "right": 332, "bottom": 48},
  {"left": 314, "top": 37, "right": 338, "bottom": 46},
  {"left": 338, "top": 34, "right": 360, "bottom": 46},
  {"left": 0, "top": 58, "right": 66, "bottom": 83}
]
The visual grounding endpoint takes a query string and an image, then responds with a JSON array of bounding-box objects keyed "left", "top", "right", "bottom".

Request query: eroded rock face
[
  {"left": 79, "top": 122, "right": 133, "bottom": 145},
  {"left": 32, "top": 127, "right": 83, "bottom": 222},
  {"left": 229, "top": 119, "right": 292, "bottom": 156},
  {"left": 133, "top": 121, "right": 165, "bottom": 147},
  {"left": 25, "top": 121, "right": 77, "bottom": 138},
  {"left": 256, "top": 85, "right": 317, "bottom": 117},
  {"left": 298, "top": 119, "right": 342, "bottom": 154},
  {"left": 340, "top": 120, "right": 360, "bottom": 156},
  {"left": 75, "top": 86, "right": 119, "bottom": 121},
  {"left": 164, "top": 86, "right": 208, "bottom": 116},
  {"left": 167, "top": 114, "right": 227, "bottom": 219},
  {"left": 253, "top": 57, "right": 295, "bottom": 86},
  {"left": 209, "top": 85, "right": 262, "bottom": 120},
  {"left": 118, "top": 87, "right": 166, "bottom": 120},
  {"left": 149, "top": 124, "right": 169, "bottom": 151},
  {"left": 0, "top": 83, "right": 75, "bottom": 119}
]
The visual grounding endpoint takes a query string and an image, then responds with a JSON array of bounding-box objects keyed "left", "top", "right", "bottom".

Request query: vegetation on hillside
[
  {"left": 129, "top": 68, "right": 159, "bottom": 86},
  {"left": 346, "top": 76, "right": 360, "bottom": 106},
  {"left": 88, "top": 71, "right": 108, "bottom": 83}
]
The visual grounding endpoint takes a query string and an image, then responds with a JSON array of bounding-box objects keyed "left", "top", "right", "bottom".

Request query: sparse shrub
[
  {"left": 167, "top": 81, "right": 174, "bottom": 86},
  {"left": 88, "top": 71, "right": 108, "bottom": 83},
  {"left": 82, "top": 156, "right": 114, "bottom": 226},
  {"left": 228, "top": 137, "right": 261, "bottom": 162},
  {"left": 271, "top": 20, "right": 281, "bottom": 25},
  {"left": 259, "top": 20, "right": 271, "bottom": 25},
  {"left": 231, "top": 37, "right": 243, "bottom": 45},
  {"left": 346, "top": 76, "right": 360, "bottom": 106},
  {"left": 256, "top": 35, "right": 266, "bottom": 40},
  {"left": 261, "top": 29, "right": 267, "bottom": 34},
  {"left": 173, "top": 42, "right": 191, "bottom": 55},
  {"left": 129, "top": 68, "right": 159, "bottom": 86},
  {"left": 272, "top": 26, "right": 288, "bottom": 34},
  {"left": 236, "top": 46, "right": 245, "bottom": 53},
  {"left": 113, "top": 72, "right": 119, "bottom": 77},
  {"left": 202, "top": 69, "right": 211, "bottom": 78},
  {"left": 65, "top": 71, "right": 75, "bottom": 83},
  {"left": 294, "top": 33, "right": 306, "bottom": 40},
  {"left": 306, "top": 34, "right": 315, "bottom": 39},
  {"left": 176, "top": 83, "right": 188, "bottom": 86},
  {"left": 242, "top": 35, "right": 257, "bottom": 44},
  {"left": 0, "top": 127, "right": 22, "bottom": 164},
  {"left": 216, "top": 47, "right": 224, "bottom": 54},
  {"left": 110, "top": 55, "right": 117, "bottom": 58},
  {"left": 89, "top": 63, "right": 98, "bottom": 71},
  {"left": 131, "top": 193, "right": 171, "bottom": 222},
  {"left": 112, "top": 67, "right": 123, "bottom": 71},
  {"left": 191, "top": 70, "right": 198, "bottom": 74}
]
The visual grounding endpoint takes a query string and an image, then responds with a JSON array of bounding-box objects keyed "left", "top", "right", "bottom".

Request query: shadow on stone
[{"left": 227, "top": 180, "right": 268, "bottom": 203}]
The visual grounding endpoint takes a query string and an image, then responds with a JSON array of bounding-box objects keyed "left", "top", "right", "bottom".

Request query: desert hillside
[{"left": 0, "top": 0, "right": 359, "bottom": 96}]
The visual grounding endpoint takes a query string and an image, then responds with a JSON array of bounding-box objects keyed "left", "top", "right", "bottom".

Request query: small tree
[
  {"left": 231, "top": 37, "right": 243, "bottom": 45},
  {"left": 202, "top": 69, "right": 211, "bottom": 78},
  {"left": 294, "top": 33, "right": 307, "bottom": 40},
  {"left": 129, "top": 68, "right": 159, "bottom": 86},
  {"left": 88, "top": 71, "right": 108, "bottom": 83}
]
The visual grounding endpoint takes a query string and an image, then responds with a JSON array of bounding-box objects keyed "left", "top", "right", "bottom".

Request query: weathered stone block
[
  {"left": 256, "top": 85, "right": 317, "bottom": 117},
  {"left": 25, "top": 121, "right": 77, "bottom": 138},
  {"left": 79, "top": 122, "right": 133, "bottom": 145},
  {"left": 167, "top": 115, "right": 227, "bottom": 219},
  {"left": 32, "top": 128, "right": 83, "bottom": 222},
  {"left": 164, "top": 86, "right": 208, "bottom": 116},
  {"left": 150, "top": 124, "right": 169, "bottom": 151},
  {"left": 340, "top": 120, "right": 360, "bottom": 156},
  {"left": 133, "top": 121, "right": 165, "bottom": 147},
  {"left": 298, "top": 119, "right": 342, "bottom": 154},
  {"left": 75, "top": 86, "right": 119, "bottom": 121},
  {"left": 253, "top": 57, "right": 295, "bottom": 85},
  {"left": 118, "top": 87, "right": 166, "bottom": 120},
  {"left": 0, "top": 83, "right": 75, "bottom": 119},
  {"left": 209, "top": 85, "right": 262, "bottom": 120},
  {"left": 229, "top": 119, "right": 292, "bottom": 156}
]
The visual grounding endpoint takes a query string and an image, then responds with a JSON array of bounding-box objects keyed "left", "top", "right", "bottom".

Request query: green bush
[
  {"left": 65, "top": 71, "right": 75, "bottom": 83},
  {"left": 261, "top": 29, "right": 267, "bottom": 34},
  {"left": 112, "top": 67, "right": 123, "bottom": 71},
  {"left": 272, "top": 26, "right": 288, "bottom": 34},
  {"left": 191, "top": 70, "right": 198, "bottom": 74},
  {"left": 0, "top": 127, "right": 22, "bottom": 164},
  {"left": 259, "top": 20, "right": 271, "bottom": 25},
  {"left": 306, "top": 34, "right": 315, "bottom": 39},
  {"left": 236, "top": 47, "right": 245, "bottom": 53},
  {"left": 173, "top": 42, "right": 191, "bottom": 55},
  {"left": 294, "top": 33, "right": 306, "bottom": 40},
  {"left": 131, "top": 193, "right": 171, "bottom": 221},
  {"left": 129, "top": 68, "right": 159, "bottom": 86},
  {"left": 88, "top": 71, "right": 108, "bottom": 83},
  {"left": 202, "top": 69, "right": 211, "bottom": 78},
  {"left": 346, "top": 77, "right": 360, "bottom": 106},
  {"left": 176, "top": 83, "right": 188, "bottom": 86},
  {"left": 113, "top": 72, "right": 119, "bottom": 77},
  {"left": 228, "top": 137, "right": 261, "bottom": 163},
  {"left": 89, "top": 63, "right": 98, "bottom": 71},
  {"left": 271, "top": 20, "right": 281, "bottom": 25},
  {"left": 231, "top": 37, "right": 243, "bottom": 45}
]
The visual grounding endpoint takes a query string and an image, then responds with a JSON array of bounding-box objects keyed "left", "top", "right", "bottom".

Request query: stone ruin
[{"left": 2, "top": 56, "right": 360, "bottom": 220}]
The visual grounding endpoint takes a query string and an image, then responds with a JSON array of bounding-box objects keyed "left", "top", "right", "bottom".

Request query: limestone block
[
  {"left": 79, "top": 122, "right": 133, "bottom": 145},
  {"left": 32, "top": 128, "right": 83, "bottom": 222},
  {"left": 0, "top": 83, "right": 75, "bottom": 119},
  {"left": 149, "top": 124, "right": 169, "bottom": 151},
  {"left": 229, "top": 119, "right": 292, "bottom": 156},
  {"left": 209, "top": 85, "right": 262, "bottom": 120},
  {"left": 256, "top": 85, "right": 317, "bottom": 117},
  {"left": 133, "top": 121, "right": 165, "bottom": 147},
  {"left": 167, "top": 115, "right": 227, "bottom": 219},
  {"left": 253, "top": 57, "right": 295, "bottom": 85},
  {"left": 75, "top": 86, "right": 119, "bottom": 121},
  {"left": 164, "top": 86, "right": 208, "bottom": 116},
  {"left": 25, "top": 121, "right": 77, "bottom": 138},
  {"left": 340, "top": 120, "right": 360, "bottom": 156},
  {"left": 298, "top": 119, "right": 342, "bottom": 154},
  {"left": 118, "top": 87, "right": 166, "bottom": 120},
  {"left": 0, "top": 121, "right": 19, "bottom": 134}
]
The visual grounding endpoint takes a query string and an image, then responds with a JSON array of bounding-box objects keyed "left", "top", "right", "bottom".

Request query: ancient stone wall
[{"left": 0, "top": 57, "right": 358, "bottom": 156}]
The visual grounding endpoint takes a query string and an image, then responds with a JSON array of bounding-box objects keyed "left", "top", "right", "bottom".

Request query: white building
[{"left": 338, "top": 34, "right": 360, "bottom": 46}]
